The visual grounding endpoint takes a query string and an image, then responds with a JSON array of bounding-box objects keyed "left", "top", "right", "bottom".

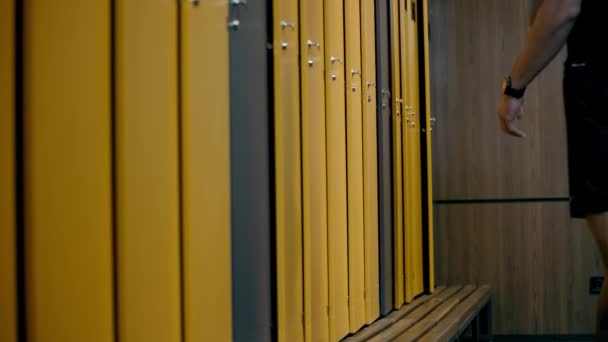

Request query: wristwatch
[{"left": 502, "top": 76, "right": 526, "bottom": 99}]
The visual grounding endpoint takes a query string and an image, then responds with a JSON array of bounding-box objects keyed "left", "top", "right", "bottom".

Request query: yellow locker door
[
  {"left": 345, "top": 0, "right": 366, "bottom": 331},
  {"left": 300, "top": 0, "right": 330, "bottom": 340},
  {"left": 401, "top": 0, "right": 424, "bottom": 302},
  {"left": 407, "top": 0, "right": 425, "bottom": 300},
  {"left": 0, "top": 0, "right": 16, "bottom": 341},
  {"left": 114, "top": 1, "right": 181, "bottom": 341},
  {"left": 273, "top": 1, "right": 305, "bottom": 342},
  {"left": 180, "top": 2, "right": 232, "bottom": 341},
  {"left": 324, "top": 0, "right": 350, "bottom": 339},
  {"left": 24, "top": 1, "right": 114, "bottom": 341},
  {"left": 389, "top": 0, "right": 405, "bottom": 310},
  {"left": 360, "top": 0, "right": 381, "bottom": 324},
  {"left": 422, "top": 0, "right": 436, "bottom": 292}
]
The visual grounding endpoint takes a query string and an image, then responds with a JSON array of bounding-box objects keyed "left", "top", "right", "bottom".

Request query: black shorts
[{"left": 563, "top": 63, "right": 608, "bottom": 218}]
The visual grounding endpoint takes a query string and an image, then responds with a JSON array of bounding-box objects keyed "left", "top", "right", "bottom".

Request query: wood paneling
[
  {"left": 429, "top": 0, "right": 569, "bottom": 200},
  {"left": 435, "top": 203, "right": 602, "bottom": 334}
]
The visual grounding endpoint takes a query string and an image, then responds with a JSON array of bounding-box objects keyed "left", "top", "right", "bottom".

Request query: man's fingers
[
  {"left": 499, "top": 117, "right": 526, "bottom": 138},
  {"left": 506, "top": 120, "right": 526, "bottom": 138}
]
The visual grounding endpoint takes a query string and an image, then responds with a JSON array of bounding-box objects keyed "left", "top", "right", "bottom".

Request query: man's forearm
[{"left": 510, "top": 0, "right": 581, "bottom": 89}]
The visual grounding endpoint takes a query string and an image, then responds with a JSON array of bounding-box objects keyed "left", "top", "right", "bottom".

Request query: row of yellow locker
[
  {"left": 0, "top": 0, "right": 434, "bottom": 341},
  {"left": 274, "top": 0, "right": 433, "bottom": 341},
  {"left": 1, "top": 1, "right": 233, "bottom": 341}
]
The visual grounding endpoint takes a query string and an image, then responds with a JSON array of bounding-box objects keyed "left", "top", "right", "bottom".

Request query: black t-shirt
[{"left": 567, "top": 0, "right": 608, "bottom": 64}]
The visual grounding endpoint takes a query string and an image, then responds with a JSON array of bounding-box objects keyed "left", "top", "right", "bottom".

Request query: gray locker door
[
  {"left": 229, "top": 1, "right": 274, "bottom": 341},
  {"left": 376, "top": 0, "right": 394, "bottom": 316}
]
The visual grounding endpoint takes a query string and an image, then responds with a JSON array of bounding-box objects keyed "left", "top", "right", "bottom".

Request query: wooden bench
[{"left": 342, "top": 285, "right": 492, "bottom": 342}]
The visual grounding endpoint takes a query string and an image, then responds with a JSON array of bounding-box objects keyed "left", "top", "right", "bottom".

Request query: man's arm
[
  {"left": 510, "top": 0, "right": 582, "bottom": 89},
  {"left": 498, "top": 0, "right": 582, "bottom": 137}
]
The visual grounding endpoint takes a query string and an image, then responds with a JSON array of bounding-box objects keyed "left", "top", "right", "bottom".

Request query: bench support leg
[{"left": 479, "top": 301, "right": 493, "bottom": 341}]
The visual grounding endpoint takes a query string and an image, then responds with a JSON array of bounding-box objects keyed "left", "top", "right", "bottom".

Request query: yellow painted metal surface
[
  {"left": 422, "top": 0, "right": 436, "bottom": 292},
  {"left": 345, "top": 0, "right": 367, "bottom": 331},
  {"left": 360, "top": 0, "right": 381, "bottom": 324},
  {"left": 273, "top": 1, "right": 305, "bottom": 341},
  {"left": 300, "top": 0, "right": 330, "bottom": 340},
  {"left": 389, "top": 0, "right": 405, "bottom": 309},
  {"left": 408, "top": 0, "right": 425, "bottom": 301},
  {"left": 400, "top": 0, "right": 424, "bottom": 303},
  {"left": 23, "top": 1, "right": 114, "bottom": 341},
  {"left": 323, "top": 0, "right": 350, "bottom": 339},
  {"left": 115, "top": 1, "right": 181, "bottom": 341},
  {"left": 0, "top": 0, "right": 16, "bottom": 341},
  {"left": 180, "top": 2, "right": 232, "bottom": 341}
]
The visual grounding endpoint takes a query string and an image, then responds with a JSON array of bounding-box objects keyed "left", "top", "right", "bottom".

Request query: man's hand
[{"left": 497, "top": 95, "right": 526, "bottom": 138}]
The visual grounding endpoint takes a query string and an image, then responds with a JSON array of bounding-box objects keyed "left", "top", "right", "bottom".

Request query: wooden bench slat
[
  {"left": 367, "top": 286, "right": 463, "bottom": 342},
  {"left": 418, "top": 286, "right": 492, "bottom": 342},
  {"left": 342, "top": 287, "right": 447, "bottom": 342},
  {"left": 394, "top": 286, "right": 476, "bottom": 342}
]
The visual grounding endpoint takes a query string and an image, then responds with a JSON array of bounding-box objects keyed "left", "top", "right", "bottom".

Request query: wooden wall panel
[
  {"left": 23, "top": 1, "right": 114, "bottom": 340},
  {"left": 0, "top": 0, "right": 16, "bottom": 340},
  {"left": 273, "top": 1, "right": 304, "bottom": 341},
  {"left": 429, "top": 0, "right": 569, "bottom": 200},
  {"left": 115, "top": 2, "right": 181, "bottom": 341},
  {"left": 180, "top": 2, "right": 233, "bottom": 341},
  {"left": 435, "top": 203, "right": 602, "bottom": 334}
]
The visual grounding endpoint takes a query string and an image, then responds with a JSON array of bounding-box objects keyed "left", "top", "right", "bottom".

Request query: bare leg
[{"left": 586, "top": 213, "right": 608, "bottom": 341}]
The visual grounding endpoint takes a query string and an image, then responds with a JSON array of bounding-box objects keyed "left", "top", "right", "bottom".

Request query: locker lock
[
  {"left": 280, "top": 21, "right": 296, "bottom": 30},
  {"left": 331, "top": 74, "right": 337, "bottom": 81},
  {"left": 307, "top": 40, "right": 321, "bottom": 49},
  {"left": 330, "top": 56, "right": 343, "bottom": 64},
  {"left": 308, "top": 59, "right": 314, "bottom": 67},
  {"left": 227, "top": 19, "right": 240, "bottom": 31},
  {"left": 189, "top": 0, "right": 200, "bottom": 5},
  {"left": 230, "top": 0, "right": 248, "bottom": 6},
  {"left": 281, "top": 41, "right": 288, "bottom": 50}
]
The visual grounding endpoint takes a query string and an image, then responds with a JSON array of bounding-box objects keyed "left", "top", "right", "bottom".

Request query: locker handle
[
  {"left": 351, "top": 69, "right": 361, "bottom": 77},
  {"left": 189, "top": 0, "right": 200, "bottom": 6}
]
